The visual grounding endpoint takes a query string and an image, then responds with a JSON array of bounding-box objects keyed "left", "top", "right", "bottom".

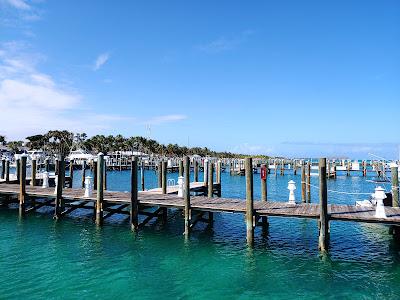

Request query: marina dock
[{"left": 0, "top": 154, "right": 399, "bottom": 252}]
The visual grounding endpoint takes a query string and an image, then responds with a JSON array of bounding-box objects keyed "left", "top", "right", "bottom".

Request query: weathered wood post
[
  {"left": 208, "top": 163, "right": 214, "bottom": 197},
  {"left": 216, "top": 160, "right": 222, "bottom": 184},
  {"left": 130, "top": 156, "right": 139, "bottom": 231},
  {"left": 327, "top": 160, "right": 330, "bottom": 178},
  {"left": 307, "top": 161, "right": 311, "bottom": 202},
  {"left": 261, "top": 163, "right": 268, "bottom": 231},
  {"left": 45, "top": 158, "right": 49, "bottom": 172},
  {"left": 103, "top": 161, "right": 107, "bottom": 190},
  {"left": 96, "top": 153, "right": 104, "bottom": 226},
  {"left": 347, "top": 160, "right": 351, "bottom": 177},
  {"left": 1, "top": 159, "right": 5, "bottom": 179},
  {"left": 203, "top": 159, "right": 209, "bottom": 187},
  {"left": 245, "top": 157, "right": 254, "bottom": 247},
  {"left": 179, "top": 159, "right": 183, "bottom": 177},
  {"left": 54, "top": 158, "right": 58, "bottom": 175},
  {"left": 333, "top": 161, "right": 337, "bottom": 179},
  {"left": 158, "top": 161, "right": 162, "bottom": 188},
  {"left": 208, "top": 162, "right": 214, "bottom": 224},
  {"left": 31, "top": 156, "right": 37, "bottom": 187},
  {"left": 391, "top": 164, "right": 399, "bottom": 207},
  {"left": 93, "top": 160, "right": 98, "bottom": 191},
  {"left": 54, "top": 156, "right": 65, "bottom": 219},
  {"left": 301, "top": 161, "right": 306, "bottom": 203},
  {"left": 141, "top": 160, "right": 145, "bottom": 191},
  {"left": 19, "top": 155, "right": 27, "bottom": 217},
  {"left": 184, "top": 156, "right": 191, "bottom": 237},
  {"left": 194, "top": 160, "right": 199, "bottom": 182},
  {"left": 16, "top": 158, "right": 20, "bottom": 183},
  {"left": 161, "top": 160, "right": 168, "bottom": 221},
  {"left": 81, "top": 160, "right": 86, "bottom": 188},
  {"left": 5, "top": 159, "right": 10, "bottom": 183},
  {"left": 318, "top": 158, "right": 329, "bottom": 252},
  {"left": 293, "top": 160, "right": 297, "bottom": 175},
  {"left": 362, "top": 160, "right": 367, "bottom": 177},
  {"left": 280, "top": 159, "right": 284, "bottom": 175},
  {"left": 69, "top": 159, "right": 74, "bottom": 188}
]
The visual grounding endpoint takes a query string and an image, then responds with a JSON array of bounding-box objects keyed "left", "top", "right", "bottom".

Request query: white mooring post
[
  {"left": 288, "top": 180, "right": 296, "bottom": 205},
  {"left": 42, "top": 171, "right": 49, "bottom": 188},
  {"left": 374, "top": 186, "right": 387, "bottom": 218},
  {"left": 177, "top": 176, "right": 184, "bottom": 197},
  {"left": 84, "top": 176, "right": 93, "bottom": 197}
]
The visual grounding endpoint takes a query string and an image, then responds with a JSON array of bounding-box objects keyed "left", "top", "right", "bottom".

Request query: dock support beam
[
  {"left": 194, "top": 160, "right": 199, "bottom": 182},
  {"left": 245, "top": 157, "right": 254, "bottom": 247},
  {"left": 1, "top": 159, "right": 5, "bottom": 179},
  {"left": 54, "top": 156, "right": 65, "bottom": 220},
  {"left": 184, "top": 156, "right": 191, "bottom": 237},
  {"left": 69, "top": 159, "right": 74, "bottom": 188},
  {"left": 31, "top": 157, "right": 37, "bottom": 186},
  {"left": 5, "top": 159, "right": 9, "bottom": 183},
  {"left": 96, "top": 153, "right": 104, "bottom": 226},
  {"left": 208, "top": 162, "right": 214, "bottom": 224},
  {"left": 141, "top": 160, "right": 145, "bottom": 191},
  {"left": 93, "top": 160, "right": 98, "bottom": 191},
  {"left": 307, "top": 162, "right": 311, "bottom": 202},
  {"left": 158, "top": 161, "right": 162, "bottom": 188},
  {"left": 179, "top": 159, "right": 183, "bottom": 177},
  {"left": 318, "top": 158, "right": 329, "bottom": 252},
  {"left": 19, "top": 155, "right": 27, "bottom": 217},
  {"left": 161, "top": 160, "right": 167, "bottom": 221},
  {"left": 391, "top": 164, "right": 399, "bottom": 207},
  {"left": 130, "top": 156, "right": 138, "bottom": 231},
  {"left": 301, "top": 161, "right": 306, "bottom": 203},
  {"left": 261, "top": 163, "right": 268, "bottom": 231},
  {"left": 81, "top": 161, "right": 86, "bottom": 188},
  {"left": 216, "top": 160, "right": 222, "bottom": 184}
]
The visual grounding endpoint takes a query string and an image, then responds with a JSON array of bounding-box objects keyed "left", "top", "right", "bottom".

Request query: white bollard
[
  {"left": 288, "top": 180, "right": 296, "bottom": 205},
  {"left": 54, "top": 176, "right": 58, "bottom": 194},
  {"left": 374, "top": 186, "right": 387, "bottom": 218},
  {"left": 177, "top": 176, "right": 184, "bottom": 197},
  {"left": 42, "top": 172, "right": 49, "bottom": 188},
  {"left": 84, "top": 176, "right": 93, "bottom": 197}
]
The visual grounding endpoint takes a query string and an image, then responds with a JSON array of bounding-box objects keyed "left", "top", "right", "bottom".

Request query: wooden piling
[
  {"left": 45, "top": 158, "right": 49, "bottom": 172},
  {"left": 103, "top": 163, "right": 107, "bottom": 190},
  {"left": 69, "top": 159, "right": 74, "bottom": 188},
  {"left": 130, "top": 156, "right": 138, "bottom": 231},
  {"left": 96, "top": 153, "right": 104, "bottom": 226},
  {"left": 280, "top": 159, "right": 284, "bottom": 176},
  {"left": 93, "top": 160, "right": 98, "bottom": 191},
  {"left": 16, "top": 158, "right": 20, "bottom": 183},
  {"left": 208, "top": 163, "right": 214, "bottom": 197},
  {"left": 301, "top": 161, "right": 306, "bottom": 203},
  {"left": 216, "top": 160, "right": 222, "bottom": 184},
  {"left": 184, "top": 156, "right": 191, "bottom": 237},
  {"left": 194, "top": 160, "right": 199, "bottom": 182},
  {"left": 293, "top": 160, "right": 297, "bottom": 175},
  {"left": 245, "top": 157, "right": 254, "bottom": 247},
  {"left": 318, "top": 158, "right": 329, "bottom": 252},
  {"left": 141, "top": 160, "right": 145, "bottom": 191},
  {"left": 204, "top": 160, "right": 209, "bottom": 186},
  {"left": 5, "top": 160, "right": 10, "bottom": 183},
  {"left": 19, "top": 155, "right": 27, "bottom": 217},
  {"left": 261, "top": 163, "right": 268, "bottom": 231},
  {"left": 306, "top": 162, "right": 311, "bottom": 202},
  {"left": 1, "top": 159, "right": 5, "bottom": 179},
  {"left": 158, "top": 161, "right": 162, "bottom": 188},
  {"left": 161, "top": 160, "right": 167, "bottom": 221},
  {"left": 391, "top": 164, "right": 399, "bottom": 207},
  {"left": 347, "top": 160, "right": 351, "bottom": 177},
  {"left": 179, "top": 160, "right": 183, "bottom": 177},
  {"left": 81, "top": 161, "right": 86, "bottom": 189},
  {"left": 31, "top": 158, "right": 37, "bottom": 186},
  {"left": 54, "top": 157, "right": 65, "bottom": 219}
]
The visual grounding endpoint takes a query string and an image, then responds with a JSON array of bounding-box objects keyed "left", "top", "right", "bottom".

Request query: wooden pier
[{"left": 0, "top": 155, "right": 399, "bottom": 252}]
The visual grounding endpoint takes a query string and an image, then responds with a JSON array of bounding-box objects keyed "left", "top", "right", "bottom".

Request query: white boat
[{"left": 67, "top": 149, "right": 95, "bottom": 164}]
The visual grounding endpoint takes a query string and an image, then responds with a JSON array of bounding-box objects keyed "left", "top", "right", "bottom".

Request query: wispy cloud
[
  {"left": 93, "top": 52, "right": 110, "bottom": 71},
  {"left": 145, "top": 114, "right": 187, "bottom": 125},
  {"left": 196, "top": 30, "right": 254, "bottom": 54},
  {"left": 0, "top": 0, "right": 42, "bottom": 23}
]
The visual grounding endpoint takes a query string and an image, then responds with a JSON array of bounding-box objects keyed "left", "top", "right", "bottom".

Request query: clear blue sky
[{"left": 0, "top": 0, "right": 399, "bottom": 158}]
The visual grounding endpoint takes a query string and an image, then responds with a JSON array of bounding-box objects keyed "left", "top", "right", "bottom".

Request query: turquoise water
[{"left": 1, "top": 169, "right": 400, "bottom": 299}]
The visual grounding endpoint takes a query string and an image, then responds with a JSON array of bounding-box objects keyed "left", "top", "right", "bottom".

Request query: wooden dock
[{"left": 0, "top": 155, "right": 399, "bottom": 253}]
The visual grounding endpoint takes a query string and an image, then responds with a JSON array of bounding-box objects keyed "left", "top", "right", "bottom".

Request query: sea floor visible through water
[{"left": 1, "top": 169, "right": 400, "bottom": 299}]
